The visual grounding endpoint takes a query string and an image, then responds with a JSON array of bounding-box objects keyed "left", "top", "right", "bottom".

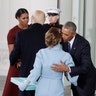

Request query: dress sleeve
[
  {"left": 7, "top": 30, "right": 16, "bottom": 44},
  {"left": 64, "top": 53, "right": 75, "bottom": 67}
]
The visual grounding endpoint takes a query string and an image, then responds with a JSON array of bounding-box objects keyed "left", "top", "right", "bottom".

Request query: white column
[
  {"left": 84, "top": 0, "right": 96, "bottom": 67},
  {"left": 72, "top": 0, "right": 80, "bottom": 33},
  {"left": 60, "top": 0, "right": 72, "bottom": 24}
]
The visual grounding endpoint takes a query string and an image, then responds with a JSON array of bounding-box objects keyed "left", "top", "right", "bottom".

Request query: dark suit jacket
[
  {"left": 10, "top": 23, "right": 47, "bottom": 77},
  {"left": 62, "top": 34, "right": 96, "bottom": 96},
  {"left": 44, "top": 22, "right": 63, "bottom": 30}
]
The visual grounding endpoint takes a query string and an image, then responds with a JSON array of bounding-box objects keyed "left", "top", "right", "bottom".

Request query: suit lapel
[{"left": 71, "top": 34, "right": 79, "bottom": 55}]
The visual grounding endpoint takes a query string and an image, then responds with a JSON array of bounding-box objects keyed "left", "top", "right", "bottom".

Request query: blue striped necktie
[{"left": 68, "top": 42, "right": 71, "bottom": 52}]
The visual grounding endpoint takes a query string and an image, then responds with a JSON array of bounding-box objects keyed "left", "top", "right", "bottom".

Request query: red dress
[{"left": 2, "top": 25, "right": 21, "bottom": 96}]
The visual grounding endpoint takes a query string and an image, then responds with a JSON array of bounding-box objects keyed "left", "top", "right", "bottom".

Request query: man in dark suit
[
  {"left": 51, "top": 21, "right": 96, "bottom": 96},
  {"left": 10, "top": 10, "right": 47, "bottom": 96}
]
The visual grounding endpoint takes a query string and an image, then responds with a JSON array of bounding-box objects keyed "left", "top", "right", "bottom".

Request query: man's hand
[
  {"left": 16, "top": 59, "right": 21, "bottom": 69},
  {"left": 51, "top": 61, "right": 69, "bottom": 72},
  {"left": 16, "top": 61, "right": 21, "bottom": 69}
]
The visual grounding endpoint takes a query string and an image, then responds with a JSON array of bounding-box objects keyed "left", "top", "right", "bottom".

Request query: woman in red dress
[{"left": 2, "top": 8, "right": 29, "bottom": 96}]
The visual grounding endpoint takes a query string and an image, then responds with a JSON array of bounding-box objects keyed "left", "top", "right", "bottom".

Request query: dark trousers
[
  {"left": 19, "top": 90, "right": 35, "bottom": 96},
  {"left": 71, "top": 84, "right": 95, "bottom": 96},
  {"left": 71, "top": 84, "right": 79, "bottom": 96}
]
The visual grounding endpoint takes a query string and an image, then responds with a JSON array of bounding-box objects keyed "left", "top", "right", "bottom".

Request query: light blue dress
[{"left": 20, "top": 44, "right": 78, "bottom": 96}]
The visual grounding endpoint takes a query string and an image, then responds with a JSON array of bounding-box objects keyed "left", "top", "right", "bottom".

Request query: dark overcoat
[
  {"left": 10, "top": 23, "right": 48, "bottom": 96},
  {"left": 62, "top": 34, "right": 96, "bottom": 96}
]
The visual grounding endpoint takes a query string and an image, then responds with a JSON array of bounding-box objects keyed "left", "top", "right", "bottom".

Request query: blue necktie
[{"left": 68, "top": 42, "right": 71, "bottom": 52}]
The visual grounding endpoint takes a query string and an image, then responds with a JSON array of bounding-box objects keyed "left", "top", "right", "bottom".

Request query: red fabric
[
  {"left": 2, "top": 25, "right": 21, "bottom": 96},
  {"left": 7, "top": 25, "right": 21, "bottom": 44},
  {"left": 2, "top": 66, "right": 19, "bottom": 96}
]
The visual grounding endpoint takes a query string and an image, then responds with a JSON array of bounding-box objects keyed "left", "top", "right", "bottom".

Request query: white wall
[
  {"left": 0, "top": 0, "right": 10, "bottom": 76},
  {"left": 0, "top": 0, "right": 9, "bottom": 43}
]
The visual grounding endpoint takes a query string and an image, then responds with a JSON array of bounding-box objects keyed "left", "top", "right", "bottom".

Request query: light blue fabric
[{"left": 19, "top": 44, "right": 78, "bottom": 96}]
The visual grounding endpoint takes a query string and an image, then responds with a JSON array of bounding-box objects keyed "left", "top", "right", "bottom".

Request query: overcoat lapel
[{"left": 71, "top": 34, "right": 79, "bottom": 55}]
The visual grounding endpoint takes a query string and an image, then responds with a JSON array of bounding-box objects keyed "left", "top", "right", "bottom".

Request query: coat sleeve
[
  {"left": 10, "top": 31, "right": 21, "bottom": 65},
  {"left": 64, "top": 53, "right": 78, "bottom": 86},
  {"left": 26, "top": 50, "right": 42, "bottom": 83}
]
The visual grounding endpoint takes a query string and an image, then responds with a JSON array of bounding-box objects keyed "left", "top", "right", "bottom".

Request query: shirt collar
[
  {"left": 68, "top": 36, "right": 75, "bottom": 48},
  {"left": 48, "top": 43, "right": 62, "bottom": 50}
]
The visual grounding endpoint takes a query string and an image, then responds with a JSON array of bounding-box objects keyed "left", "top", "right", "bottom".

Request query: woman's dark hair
[{"left": 15, "top": 8, "right": 29, "bottom": 19}]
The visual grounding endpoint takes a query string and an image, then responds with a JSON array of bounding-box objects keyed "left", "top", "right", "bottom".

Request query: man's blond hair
[{"left": 31, "top": 10, "right": 45, "bottom": 25}]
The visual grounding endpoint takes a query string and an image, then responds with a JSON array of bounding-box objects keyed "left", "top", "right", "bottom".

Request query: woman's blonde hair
[
  {"left": 31, "top": 10, "right": 45, "bottom": 25},
  {"left": 45, "top": 27, "right": 61, "bottom": 47}
]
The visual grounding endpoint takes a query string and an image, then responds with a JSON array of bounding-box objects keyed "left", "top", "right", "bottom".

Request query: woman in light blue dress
[{"left": 18, "top": 27, "right": 78, "bottom": 96}]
